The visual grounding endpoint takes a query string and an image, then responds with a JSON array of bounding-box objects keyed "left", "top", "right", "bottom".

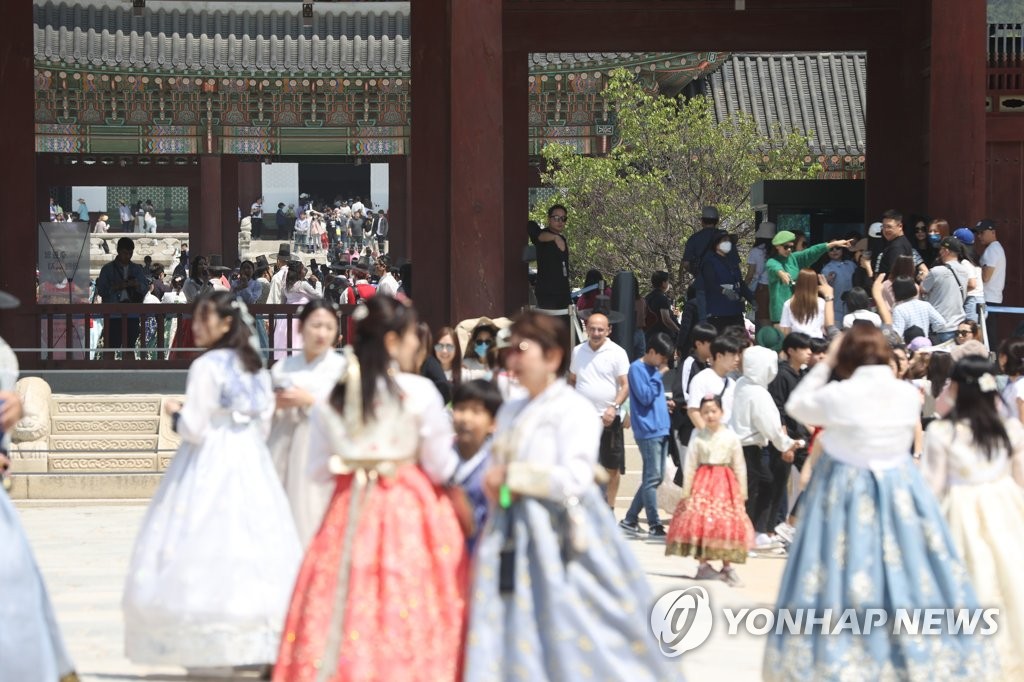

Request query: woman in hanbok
[
  {"left": 168, "top": 255, "right": 209, "bottom": 360},
  {"left": 123, "top": 290, "right": 301, "bottom": 674},
  {"left": 268, "top": 299, "right": 345, "bottom": 546},
  {"left": 274, "top": 296, "right": 466, "bottom": 682},
  {"left": 0, "top": 290, "right": 79, "bottom": 682},
  {"left": 763, "top": 325, "right": 997, "bottom": 681},
  {"left": 463, "top": 311, "right": 679, "bottom": 682},
  {"left": 273, "top": 262, "right": 322, "bottom": 360},
  {"left": 923, "top": 355, "right": 1024, "bottom": 679}
]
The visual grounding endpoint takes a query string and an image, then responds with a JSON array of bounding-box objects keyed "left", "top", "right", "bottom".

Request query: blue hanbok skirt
[
  {"left": 0, "top": 493, "right": 77, "bottom": 682},
  {"left": 763, "top": 454, "right": 999, "bottom": 681},
  {"left": 463, "top": 487, "right": 682, "bottom": 682}
]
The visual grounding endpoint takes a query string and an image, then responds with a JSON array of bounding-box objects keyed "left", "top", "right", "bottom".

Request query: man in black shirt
[
  {"left": 275, "top": 202, "right": 288, "bottom": 240},
  {"left": 527, "top": 204, "right": 571, "bottom": 310},
  {"left": 644, "top": 271, "right": 679, "bottom": 341},
  {"left": 875, "top": 208, "right": 923, "bottom": 276}
]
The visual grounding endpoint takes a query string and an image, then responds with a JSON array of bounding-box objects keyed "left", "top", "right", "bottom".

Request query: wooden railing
[
  {"left": 989, "top": 23, "right": 1024, "bottom": 92},
  {"left": 29, "top": 303, "right": 354, "bottom": 370}
]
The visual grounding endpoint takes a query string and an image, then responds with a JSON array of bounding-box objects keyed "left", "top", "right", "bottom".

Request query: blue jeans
[
  {"left": 931, "top": 330, "right": 956, "bottom": 344},
  {"left": 625, "top": 436, "right": 668, "bottom": 527}
]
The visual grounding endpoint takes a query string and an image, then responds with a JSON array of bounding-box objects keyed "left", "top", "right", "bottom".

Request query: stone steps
[{"left": 9, "top": 392, "right": 181, "bottom": 499}]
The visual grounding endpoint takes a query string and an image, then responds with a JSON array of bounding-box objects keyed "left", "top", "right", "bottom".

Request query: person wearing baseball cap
[
  {"left": 974, "top": 219, "right": 1005, "bottom": 304},
  {"left": 952, "top": 228, "right": 986, "bottom": 324},
  {"left": 682, "top": 206, "right": 732, "bottom": 321},
  {"left": 920, "top": 237, "right": 970, "bottom": 343},
  {"left": 765, "top": 231, "right": 852, "bottom": 325},
  {"left": 974, "top": 218, "right": 1005, "bottom": 345}
]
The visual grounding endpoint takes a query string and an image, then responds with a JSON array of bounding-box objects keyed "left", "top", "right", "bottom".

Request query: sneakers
[
  {"left": 647, "top": 524, "right": 667, "bottom": 540},
  {"left": 618, "top": 519, "right": 642, "bottom": 536},
  {"left": 774, "top": 522, "right": 796, "bottom": 546},
  {"left": 720, "top": 566, "right": 745, "bottom": 588},
  {"left": 754, "top": 533, "right": 782, "bottom": 550},
  {"left": 694, "top": 563, "right": 720, "bottom": 580}
]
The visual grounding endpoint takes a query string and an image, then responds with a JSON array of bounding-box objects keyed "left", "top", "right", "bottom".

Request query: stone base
[{"left": 8, "top": 473, "right": 162, "bottom": 499}]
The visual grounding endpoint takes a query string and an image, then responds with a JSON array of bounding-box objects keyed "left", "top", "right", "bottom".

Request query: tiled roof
[
  {"left": 34, "top": 1, "right": 411, "bottom": 75},
  {"left": 33, "top": 1, "right": 685, "bottom": 78},
  {"left": 702, "top": 53, "right": 866, "bottom": 156}
]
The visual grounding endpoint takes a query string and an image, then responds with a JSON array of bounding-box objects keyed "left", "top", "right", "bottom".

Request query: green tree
[{"left": 532, "top": 68, "right": 819, "bottom": 292}]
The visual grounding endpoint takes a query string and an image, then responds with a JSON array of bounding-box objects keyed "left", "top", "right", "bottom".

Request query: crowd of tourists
[{"left": 5, "top": 201, "right": 1024, "bottom": 681}]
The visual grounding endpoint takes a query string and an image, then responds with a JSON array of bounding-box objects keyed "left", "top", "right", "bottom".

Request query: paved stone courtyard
[{"left": 18, "top": 500, "right": 784, "bottom": 681}]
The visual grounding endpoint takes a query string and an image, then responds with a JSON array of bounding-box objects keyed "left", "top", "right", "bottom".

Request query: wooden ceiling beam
[{"left": 503, "top": 2, "right": 900, "bottom": 52}]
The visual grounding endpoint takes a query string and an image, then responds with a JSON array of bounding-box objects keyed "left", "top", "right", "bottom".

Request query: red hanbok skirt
[
  {"left": 168, "top": 318, "right": 198, "bottom": 361},
  {"left": 666, "top": 464, "right": 754, "bottom": 563},
  {"left": 273, "top": 464, "right": 468, "bottom": 682}
]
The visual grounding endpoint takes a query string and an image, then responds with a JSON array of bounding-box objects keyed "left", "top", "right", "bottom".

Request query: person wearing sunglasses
[
  {"left": 765, "top": 230, "right": 852, "bottom": 326},
  {"left": 527, "top": 204, "right": 572, "bottom": 312},
  {"left": 463, "top": 322, "right": 500, "bottom": 381}
]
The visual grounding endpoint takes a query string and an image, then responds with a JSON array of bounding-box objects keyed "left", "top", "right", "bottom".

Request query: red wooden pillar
[
  {"left": 197, "top": 156, "right": 224, "bottom": 260},
  {"left": 865, "top": 49, "right": 926, "bottom": 220},
  {"left": 237, "top": 160, "right": 263, "bottom": 233},
  {"left": 928, "top": 0, "right": 987, "bottom": 226},
  {"left": 865, "top": 0, "right": 928, "bottom": 221},
  {"left": 387, "top": 155, "right": 409, "bottom": 261},
  {"left": 450, "top": 0, "right": 504, "bottom": 322},
  {"left": 220, "top": 156, "right": 240, "bottom": 264},
  {"left": 237, "top": 160, "right": 262, "bottom": 209},
  {"left": 410, "top": 0, "right": 452, "bottom": 328},
  {"left": 503, "top": 51, "right": 530, "bottom": 315},
  {"left": 0, "top": 0, "right": 38, "bottom": 354}
]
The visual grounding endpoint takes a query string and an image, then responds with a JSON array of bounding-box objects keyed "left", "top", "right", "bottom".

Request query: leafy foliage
[{"left": 532, "top": 68, "right": 819, "bottom": 291}]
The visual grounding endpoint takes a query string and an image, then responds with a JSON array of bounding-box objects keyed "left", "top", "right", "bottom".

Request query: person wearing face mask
[
  {"left": 910, "top": 215, "right": 938, "bottom": 265},
  {"left": 701, "top": 232, "right": 753, "bottom": 333},
  {"left": 463, "top": 322, "right": 499, "bottom": 381}
]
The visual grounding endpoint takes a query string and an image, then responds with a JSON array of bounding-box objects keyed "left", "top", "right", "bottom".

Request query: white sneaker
[
  {"left": 720, "top": 566, "right": 745, "bottom": 588},
  {"left": 774, "top": 522, "right": 796, "bottom": 545},
  {"left": 694, "top": 563, "right": 720, "bottom": 580},
  {"left": 755, "top": 533, "right": 782, "bottom": 550}
]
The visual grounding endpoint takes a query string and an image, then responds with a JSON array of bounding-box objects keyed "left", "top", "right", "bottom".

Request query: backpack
[{"left": 642, "top": 292, "right": 659, "bottom": 331}]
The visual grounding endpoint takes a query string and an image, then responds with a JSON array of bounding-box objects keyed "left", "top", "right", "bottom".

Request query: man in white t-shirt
[
  {"left": 977, "top": 219, "right": 1006, "bottom": 305},
  {"left": 686, "top": 335, "right": 743, "bottom": 429},
  {"left": 976, "top": 218, "right": 1006, "bottom": 346},
  {"left": 569, "top": 312, "right": 630, "bottom": 508}
]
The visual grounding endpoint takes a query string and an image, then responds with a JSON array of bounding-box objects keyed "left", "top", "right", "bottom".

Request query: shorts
[{"left": 598, "top": 417, "right": 626, "bottom": 473}]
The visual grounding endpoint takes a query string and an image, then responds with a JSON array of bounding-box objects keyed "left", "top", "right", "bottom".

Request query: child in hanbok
[
  {"left": 666, "top": 395, "right": 754, "bottom": 587},
  {"left": 0, "top": 289, "right": 79, "bottom": 682},
  {"left": 463, "top": 311, "right": 679, "bottom": 682},
  {"left": 924, "top": 355, "right": 1024, "bottom": 679},
  {"left": 274, "top": 296, "right": 466, "bottom": 682},
  {"left": 123, "top": 290, "right": 302, "bottom": 674},
  {"left": 449, "top": 379, "right": 501, "bottom": 554},
  {"left": 268, "top": 299, "right": 345, "bottom": 546}
]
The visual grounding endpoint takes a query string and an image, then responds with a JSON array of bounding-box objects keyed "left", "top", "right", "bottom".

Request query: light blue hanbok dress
[
  {"left": 763, "top": 363, "right": 999, "bottom": 681},
  {"left": 462, "top": 380, "right": 682, "bottom": 681},
  {"left": 0, "top": 337, "right": 78, "bottom": 682}
]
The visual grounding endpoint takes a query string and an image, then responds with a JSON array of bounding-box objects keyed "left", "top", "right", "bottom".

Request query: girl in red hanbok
[
  {"left": 273, "top": 296, "right": 466, "bottom": 682},
  {"left": 666, "top": 394, "right": 754, "bottom": 587}
]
